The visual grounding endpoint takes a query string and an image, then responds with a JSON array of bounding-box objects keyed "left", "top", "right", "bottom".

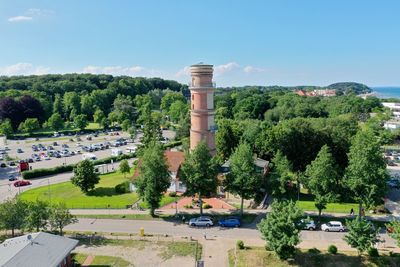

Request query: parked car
[
  {"left": 0, "top": 162, "right": 7, "bottom": 168},
  {"left": 53, "top": 141, "right": 59, "bottom": 146},
  {"left": 388, "top": 178, "right": 400, "bottom": 189},
  {"left": 189, "top": 216, "right": 214, "bottom": 227},
  {"left": 321, "top": 221, "right": 345, "bottom": 232},
  {"left": 218, "top": 217, "right": 241, "bottom": 227},
  {"left": 27, "top": 158, "right": 34, "bottom": 163},
  {"left": 62, "top": 144, "right": 69, "bottom": 148},
  {"left": 41, "top": 154, "right": 50, "bottom": 160},
  {"left": 9, "top": 161, "right": 16, "bottom": 166},
  {"left": 17, "top": 148, "right": 23, "bottom": 153},
  {"left": 299, "top": 219, "right": 316, "bottom": 230},
  {"left": 14, "top": 180, "right": 31, "bottom": 187},
  {"left": 8, "top": 174, "right": 17, "bottom": 181}
]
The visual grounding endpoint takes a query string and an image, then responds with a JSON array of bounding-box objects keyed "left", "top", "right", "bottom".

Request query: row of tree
[
  {"left": 258, "top": 200, "right": 384, "bottom": 260},
  {"left": 0, "top": 198, "right": 76, "bottom": 237}
]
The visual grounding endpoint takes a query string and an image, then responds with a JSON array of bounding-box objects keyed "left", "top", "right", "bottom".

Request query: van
[
  {"left": 111, "top": 149, "right": 122, "bottom": 156},
  {"left": 82, "top": 153, "right": 97, "bottom": 160},
  {"left": 125, "top": 146, "right": 136, "bottom": 154}
]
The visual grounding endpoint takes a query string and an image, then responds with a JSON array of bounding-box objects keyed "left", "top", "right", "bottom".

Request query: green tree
[
  {"left": 47, "top": 113, "right": 64, "bottom": 131},
  {"left": 175, "top": 111, "right": 190, "bottom": 140},
  {"left": 387, "top": 220, "right": 400, "bottom": 247},
  {"left": 119, "top": 159, "right": 130, "bottom": 178},
  {"left": 26, "top": 200, "right": 50, "bottom": 232},
  {"left": 49, "top": 203, "right": 77, "bottom": 236},
  {"left": 224, "top": 142, "right": 261, "bottom": 217},
  {"left": 343, "top": 217, "right": 378, "bottom": 255},
  {"left": 345, "top": 130, "right": 389, "bottom": 216},
  {"left": 168, "top": 100, "right": 188, "bottom": 123},
  {"left": 135, "top": 94, "right": 152, "bottom": 125},
  {"left": 0, "top": 119, "right": 13, "bottom": 137},
  {"left": 63, "top": 91, "right": 81, "bottom": 119},
  {"left": 53, "top": 93, "right": 64, "bottom": 116},
  {"left": 304, "top": 145, "right": 339, "bottom": 224},
  {"left": 142, "top": 112, "right": 162, "bottom": 147},
  {"left": 80, "top": 94, "right": 96, "bottom": 118},
  {"left": 268, "top": 151, "right": 293, "bottom": 198},
  {"left": 0, "top": 198, "right": 28, "bottom": 237},
  {"left": 180, "top": 141, "right": 219, "bottom": 215},
  {"left": 71, "top": 159, "right": 100, "bottom": 193},
  {"left": 216, "top": 119, "right": 238, "bottom": 160},
  {"left": 74, "top": 114, "right": 88, "bottom": 131},
  {"left": 18, "top": 118, "right": 40, "bottom": 134},
  {"left": 257, "top": 200, "right": 303, "bottom": 260},
  {"left": 160, "top": 91, "right": 186, "bottom": 112},
  {"left": 134, "top": 141, "right": 170, "bottom": 216},
  {"left": 93, "top": 108, "right": 105, "bottom": 125}
]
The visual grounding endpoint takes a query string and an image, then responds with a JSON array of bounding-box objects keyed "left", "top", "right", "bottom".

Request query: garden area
[{"left": 228, "top": 246, "right": 400, "bottom": 267}]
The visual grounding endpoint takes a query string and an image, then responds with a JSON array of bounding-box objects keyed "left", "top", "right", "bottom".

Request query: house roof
[
  {"left": 0, "top": 232, "right": 78, "bottom": 267},
  {"left": 133, "top": 150, "right": 185, "bottom": 178},
  {"left": 221, "top": 158, "right": 269, "bottom": 173}
]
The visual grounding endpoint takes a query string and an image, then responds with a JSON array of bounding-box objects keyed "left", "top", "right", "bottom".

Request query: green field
[
  {"left": 297, "top": 201, "right": 359, "bottom": 214},
  {"left": 19, "top": 171, "right": 138, "bottom": 209},
  {"left": 72, "top": 253, "right": 130, "bottom": 267},
  {"left": 228, "top": 247, "right": 400, "bottom": 267}
]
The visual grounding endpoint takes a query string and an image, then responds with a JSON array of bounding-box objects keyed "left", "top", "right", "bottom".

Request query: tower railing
[{"left": 188, "top": 82, "right": 216, "bottom": 88}]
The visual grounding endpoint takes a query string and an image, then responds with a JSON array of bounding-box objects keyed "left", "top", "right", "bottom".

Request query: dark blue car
[{"left": 218, "top": 217, "right": 241, "bottom": 227}]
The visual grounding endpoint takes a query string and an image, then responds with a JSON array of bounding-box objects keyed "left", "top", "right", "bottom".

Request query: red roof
[{"left": 132, "top": 150, "right": 185, "bottom": 179}]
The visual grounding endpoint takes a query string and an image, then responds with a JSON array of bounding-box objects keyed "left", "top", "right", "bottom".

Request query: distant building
[
  {"left": 0, "top": 232, "right": 78, "bottom": 267},
  {"left": 384, "top": 120, "right": 400, "bottom": 131},
  {"left": 382, "top": 102, "right": 400, "bottom": 118},
  {"left": 295, "top": 89, "right": 336, "bottom": 97},
  {"left": 220, "top": 158, "right": 270, "bottom": 176},
  {"left": 132, "top": 150, "right": 186, "bottom": 193}
]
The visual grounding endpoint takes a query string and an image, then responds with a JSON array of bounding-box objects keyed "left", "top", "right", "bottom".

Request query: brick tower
[{"left": 189, "top": 63, "right": 216, "bottom": 155}]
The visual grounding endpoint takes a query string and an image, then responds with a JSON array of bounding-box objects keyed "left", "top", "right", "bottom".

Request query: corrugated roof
[{"left": 0, "top": 232, "right": 78, "bottom": 267}]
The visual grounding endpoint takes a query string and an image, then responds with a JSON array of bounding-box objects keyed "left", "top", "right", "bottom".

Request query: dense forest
[{"left": 0, "top": 74, "right": 187, "bottom": 132}]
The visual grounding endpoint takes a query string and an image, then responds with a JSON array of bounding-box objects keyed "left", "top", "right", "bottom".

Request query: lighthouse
[{"left": 189, "top": 63, "right": 216, "bottom": 154}]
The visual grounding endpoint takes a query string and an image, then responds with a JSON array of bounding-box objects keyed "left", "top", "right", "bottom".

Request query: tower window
[
  {"left": 192, "top": 104, "right": 194, "bottom": 109},
  {"left": 192, "top": 94, "right": 194, "bottom": 101}
]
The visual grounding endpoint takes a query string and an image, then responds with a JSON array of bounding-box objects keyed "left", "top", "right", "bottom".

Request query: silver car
[
  {"left": 189, "top": 216, "right": 214, "bottom": 227},
  {"left": 321, "top": 221, "right": 345, "bottom": 232}
]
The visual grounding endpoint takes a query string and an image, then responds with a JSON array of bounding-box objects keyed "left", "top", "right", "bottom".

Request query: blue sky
[{"left": 0, "top": 0, "right": 399, "bottom": 86}]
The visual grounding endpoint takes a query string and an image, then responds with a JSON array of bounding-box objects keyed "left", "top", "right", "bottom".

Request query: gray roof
[
  {"left": 0, "top": 232, "right": 78, "bottom": 267},
  {"left": 221, "top": 158, "right": 269, "bottom": 170}
]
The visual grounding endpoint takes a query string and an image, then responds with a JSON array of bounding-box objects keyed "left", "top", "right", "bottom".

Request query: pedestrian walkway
[
  {"left": 82, "top": 254, "right": 94, "bottom": 266},
  {"left": 161, "top": 197, "right": 236, "bottom": 210}
]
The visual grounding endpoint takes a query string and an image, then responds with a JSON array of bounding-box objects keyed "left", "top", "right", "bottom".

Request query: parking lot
[{"left": 0, "top": 130, "right": 176, "bottom": 181}]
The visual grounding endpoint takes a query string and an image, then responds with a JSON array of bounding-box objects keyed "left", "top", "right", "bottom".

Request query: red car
[{"left": 13, "top": 180, "right": 31, "bottom": 187}]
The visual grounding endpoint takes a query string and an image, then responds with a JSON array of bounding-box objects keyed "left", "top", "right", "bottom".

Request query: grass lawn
[
  {"left": 19, "top": 171, "right": 138, "bottom": 209},
  {"left": 72, "top": 253, "right": 130, "bottom": 267},
  {"left": 297, "top": 201, "right": 359, "bottom": 214},
  {"left": 139, "top": 195, "right": 181, "bottom": 209},
  {"left": 228, "top": 247, "right": 400, "bottom": 267}
]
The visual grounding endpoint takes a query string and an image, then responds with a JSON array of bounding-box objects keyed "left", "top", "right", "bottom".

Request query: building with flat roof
[{"left": 0, "top": 232, "right": 78, "bottom": 267}]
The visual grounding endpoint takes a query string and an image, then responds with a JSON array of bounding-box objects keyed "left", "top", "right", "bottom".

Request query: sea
[{"left": 372, "top": 87, "right": 400, "bottom": 99}]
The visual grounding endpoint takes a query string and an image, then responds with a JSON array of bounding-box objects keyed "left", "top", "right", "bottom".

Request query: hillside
[{"left": 327, "top": 82, "right": 371, "bottom": 95}]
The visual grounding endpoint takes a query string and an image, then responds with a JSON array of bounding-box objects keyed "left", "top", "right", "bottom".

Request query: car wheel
[
  {"left": 190, "top": 223, "right": 195, "bottom": 227},
  {"left": 206, "top": 223, "right": 210, "bottom": 227},
  {"left": 325, "top": 229, "right": 329, "bottom": 232},
  {"left": 339, "top": 229, "right": 344, "bottom": 232},
  {"left": 309, "top": 227, "right": 315, "bottom": 231}
]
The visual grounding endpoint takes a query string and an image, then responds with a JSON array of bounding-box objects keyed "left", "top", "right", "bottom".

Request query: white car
[
  {"left": 299, "top": 219, "right": 316, "bottom": 230},
  {"left": 321, "top": 221, "right": 345, "bottom": 232},
  {"left": 189, "top": 216, "right": 214, "bottom": 227},
  {"left": 41, "top": 154, "right": 50, "bottom": 160}
]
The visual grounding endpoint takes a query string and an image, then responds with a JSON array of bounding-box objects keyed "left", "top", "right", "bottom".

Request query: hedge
[{"left": 21, "top": 141, "right": 182, "bottom": 179}]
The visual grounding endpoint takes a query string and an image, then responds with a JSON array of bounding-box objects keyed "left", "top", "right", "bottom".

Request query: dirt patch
[{"left": 74, "top": 244, "right": 195, "bottom": 267}]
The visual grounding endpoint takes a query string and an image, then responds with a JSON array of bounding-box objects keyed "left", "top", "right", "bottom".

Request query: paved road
[{"left": 65, "top": 218, "right": 398, "bottom": 250}]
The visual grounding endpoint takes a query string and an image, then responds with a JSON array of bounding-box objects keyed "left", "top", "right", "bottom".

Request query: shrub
[
  {"left": 308, "top": 247, "right": 320, "bottom": 254},
  {"left": 202, "top": 203, "right": 212, "bottom": 209},
  {"left": 328, "top": 245, "right": 338, "bottom": 255},
  {"left": 183, "top": 204, "right": 193, "bottom": 209},
  {"left": 368, "top": 247, "right": 379, "bottom": 257},
  {"left": 168, "top": 191, "right": 177, "bottom": 197},
  {"left": 236, "top": 240, "right": 245, "bottom": 250},
  {"left": 115, "top": 181, "right": 130, "bottom": 194},
  {"left": 22, "top": 164, "right": 74, "bottom": 179}
]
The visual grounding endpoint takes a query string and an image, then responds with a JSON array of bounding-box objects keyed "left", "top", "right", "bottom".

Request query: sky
[{"left": 0, "top": 0, "right": 399, "bottom": 87}]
